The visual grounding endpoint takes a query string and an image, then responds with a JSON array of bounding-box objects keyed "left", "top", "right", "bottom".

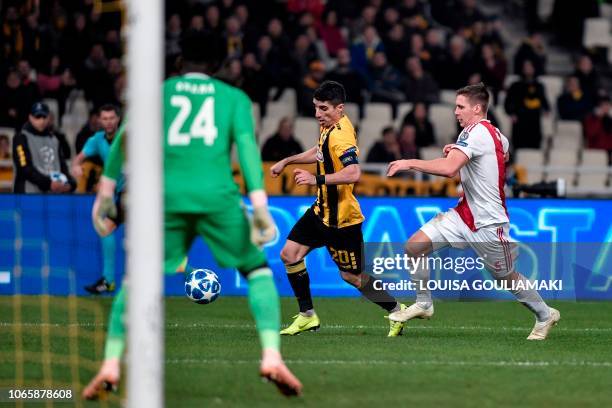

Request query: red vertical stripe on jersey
[
  {"left": 455, "top": 191, "right": 477, "bottom": 231},
  {"left": 481, "top": 121, "right": 509, "bottom": 219}
]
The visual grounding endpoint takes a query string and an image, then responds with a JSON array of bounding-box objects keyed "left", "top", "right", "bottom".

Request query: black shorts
[
  {"left": 107, "top": 191, "right": 125, "bottom": 226},
  {"left": 287, "top": 207, "right": 363, "bottom": 275}
]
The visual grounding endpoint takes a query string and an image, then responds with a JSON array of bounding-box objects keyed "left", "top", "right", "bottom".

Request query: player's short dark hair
[
  {"left": 313, "top": 81, "right": 346, "bottom": 106},
  {"left": 180, "top": 32, "right": 222, "bottom": 72},
  {"left": 99, "top": 104, "right": 120, "bottom": 116},
  {"left": 456, "top": 83, "right": 489, "bottom": 112}
]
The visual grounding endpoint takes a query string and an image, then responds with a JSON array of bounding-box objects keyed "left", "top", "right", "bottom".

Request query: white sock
[
  {"left": 411, "top": 256, "right": 432, "bottom": 307},
  {"left": 508, "top": 274, "right": 550, "bottom": 322},
  {"left": 300, "top": 309, "right": 315, "bottom": 317}
]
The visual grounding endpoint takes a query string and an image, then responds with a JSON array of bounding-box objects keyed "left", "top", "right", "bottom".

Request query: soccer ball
[
  {"left": 184, "top": 269, "right": 221, "bottom": 304},
  {"left": 50, "top": 171, "right": 68, "bottom": 184}
]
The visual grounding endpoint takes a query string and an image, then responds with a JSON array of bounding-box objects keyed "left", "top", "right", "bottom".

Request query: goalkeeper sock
[
  {"left": 104, "top": 285, "right": 126, "bottom": 360},
  {"left": 285, "top": 260, "right": 314, "bottom": 313},
  {"left": 358, "top": 274, "right": 399, "bottom": 312},
  {"left": 101, "top": 234, "right": 116, "bottom": 284},
  {"left": 508, "top": 273, "right": 550, "bottom": 322},
  {"left": 247, "top": 268, "right": 281, "bottom": 352},
  {"left": 176, "top": 258, "right": 195, "bottom": 276}
]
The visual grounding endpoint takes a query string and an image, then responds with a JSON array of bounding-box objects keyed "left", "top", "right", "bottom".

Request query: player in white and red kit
[{"left": 386, "top": 83, "right": 560, "bottom": 340}]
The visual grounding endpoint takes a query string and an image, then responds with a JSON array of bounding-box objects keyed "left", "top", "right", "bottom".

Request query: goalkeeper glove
[
  {"left": 92, "top": 176, "right": 117, "bottom": 236},
  {"left": 250, "top": 206, "right": 277, "bottom": 246}
]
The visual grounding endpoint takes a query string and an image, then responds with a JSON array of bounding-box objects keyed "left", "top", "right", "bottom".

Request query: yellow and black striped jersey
[{"left": 313, "top": 115, "right": 364, "bottom": 228}]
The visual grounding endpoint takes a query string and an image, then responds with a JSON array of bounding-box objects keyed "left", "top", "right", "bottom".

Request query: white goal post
[{"left": 126, "top": 0, "right": 164, "bottom": 407}]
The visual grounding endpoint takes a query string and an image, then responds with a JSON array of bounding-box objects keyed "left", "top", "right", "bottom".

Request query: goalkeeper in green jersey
[{"left": 82, "top": 33, "right": 302, "bottom": 399}]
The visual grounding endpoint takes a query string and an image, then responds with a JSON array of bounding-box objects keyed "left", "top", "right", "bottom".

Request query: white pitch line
[
  {"left": 165, "top": 358, "right": 612, "bottom": 368},
  {"left": 1, "top": 321, "right": 612, "bottom": 333}
]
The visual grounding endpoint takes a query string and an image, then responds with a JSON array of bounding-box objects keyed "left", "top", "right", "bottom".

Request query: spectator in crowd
[
  {"left": 573, "top": 54, "right": 601, "bottom": 107},
  {"left": 0, "top": 70, "right": 29, "bottom": 128},
  {"left": 223, "top": 15, "right": 244, "bottom": 60},
  {"left": 383, "top": 24, "right": 410, "bottom": 72},
  {"left": 402, "top": 102, "right": 436, "bottom": 147},
  {"left": 261, "top": 117, "right": 303, "bottom": 162},
  {"left": 217, "top": 57, "right": 244, "bottom": 88},
  {"left": 477, "top": 43, "right": 506, "bottom": 104},
  {"left": 368, "top": 51, "right": 405, "bottom": 112},
  {"left": 317, "top": 9, "right": 346, "bottom": 58},
  {"left": 398, "top": 124, "right": 419, "bottom": 159},
  {"left": 557, "top": 76, "right": 592, "bottom": 121},
  {"left": 205, "top": 5, "right": 222, "bottom": 37},
  {"left": 350, "top": 25, "right": 384, "bottom": 77},
  {"left": 513, "top": 31, "right": 546, "bottom": 77},
  {"left": 165, "top": 14, "right": 182, "bottom": 58},
  {"left": 402, "top": 56, "right": 439, "bottom": 104},
  {"left": 451, "top": 0, "right": 485, "bottom": 30},
  {"left": 298, "top": 60, "right": 326, "bottom": 116},
  {"left": 75, "top": 109, "right": 101, "bottom": 155},
  {"left": 584, "top": 94, "right": 612, "bottom": 154},
  {"left": 290, "top": 34, "right": 320, "bottom": 80},
  {"left": 324, "top": 48, "right": 368, "bottom": 118},
  {"left": 366, "top": 126, "right": 402, "bottom": 163},
  {"left": 504, "top": 60, "right": 550, "bottom": 149},
  {"left": 12, "top": 102, "right": 75, "bottom": 193},
  {"left": 438, "top": 35, "right": 473, "bottom": 90},
  {"left": 81, "top": 43, "right": 113, "bottom": 109},
  {"left": 240, "top": 52, "right": 268, "bottom": 109},
  {"left": 37, "top": 55, "right": 77, "bottom": 120}
]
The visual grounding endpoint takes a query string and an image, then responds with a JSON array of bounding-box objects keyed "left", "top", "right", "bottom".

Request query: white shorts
[{"left": 420, "top": 209, "right": 517, "bottom": 278}]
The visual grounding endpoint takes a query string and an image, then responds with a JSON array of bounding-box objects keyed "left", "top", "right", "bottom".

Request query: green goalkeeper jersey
[{"left": 103, "top": 73, "right": 264, "bottom": 213}]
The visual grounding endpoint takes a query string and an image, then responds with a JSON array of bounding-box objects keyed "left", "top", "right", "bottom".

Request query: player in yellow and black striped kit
[{"left": 270, "top": 81, "right": 407, "bottom": 337}]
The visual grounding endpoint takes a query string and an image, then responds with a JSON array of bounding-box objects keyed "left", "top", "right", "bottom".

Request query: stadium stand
[{"left": 0, "top": 0, "right": 610, "bottom": 197}]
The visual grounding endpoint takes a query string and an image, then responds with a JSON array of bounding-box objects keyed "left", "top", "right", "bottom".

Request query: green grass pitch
[{"left": 1, "top": 296, "right": 611, "bottom": 407}]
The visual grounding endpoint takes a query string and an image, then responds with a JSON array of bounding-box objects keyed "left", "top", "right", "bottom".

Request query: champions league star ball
[
  {"left": 185, "top": 269, "right": 221, "bottom": 304},
  {"left": 50, "top": 171, "right": 68, "bottom": 184}
]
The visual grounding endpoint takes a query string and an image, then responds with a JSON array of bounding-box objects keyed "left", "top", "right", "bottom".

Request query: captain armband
[{"left": 339, "top": 147, "right": 359, "bottom": 167}]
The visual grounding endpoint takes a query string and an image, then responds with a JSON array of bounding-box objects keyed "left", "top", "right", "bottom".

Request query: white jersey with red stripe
[{"left": 450, "top": 119, "right": 509, "bottom": 231}]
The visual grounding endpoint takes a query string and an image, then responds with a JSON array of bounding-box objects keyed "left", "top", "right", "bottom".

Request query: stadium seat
[
  {"left": 515, "top": 148, "right": 545, "bottom": 184},
  {"left": 538, "top": 0, "right": 555, "bottom": 21},
  {"left": 547, "top": 148, "right": 578, "bottom": 183},
  {"left": 440, "top": 90, "right": 456, "bottom": 105},
  {"left": 539, "top": 75, "right": 563, "bottom": 115},
  {"left": 43, "top": 98, "right": 59, "bottom": 127},
  {"left": 577, "top": 149, "right": 610, "bottom": 190},
  {"left": 429, "top": 103, "right": 457, "bottom": 146},
  {"left": 394, "top": 102, "right": 413, "bottom": 129},
  {"left": 492, "top": 106, "right": 511, "bottom": 136},
  {"left": 294, "top": 117, "right": 320, "bottom": 150},
  {"left": 69, "top": 95, "right": 89, "bottom": 127},
  {"left": 364, "top": 102, "right": 393, "bottom": 124},
  {"left": 251, "top": 103, "right": 261, "bottom": 135},
  {"left": 552, "top": 120, "right": 583, "bottom": 149},
  {"left": 581, "top": 149, "right": 609, "bottom": 167},
  {"left": 504, "top": 74, "right": 519, "bottom": 89},
  {"left": 274, "top": 88, "right": 296, "bottom": 107},
  {"left": 258, "top": 116, "right": 279, "bottom": 147},
  {"left": 583, "top": 18, "right": 612, "bottom": 49},
  {"left": 602, "top": 3, "right": 612, "bottom": 19},
  {"left": 419, "top": 146, "right": 442, "bottom": 161},
  {"left": 357, "top": 120, "right": 387, "bottom": 160},
  {"left": 344, "top": 102, "right": 360, "bottom": 125},
  {"left": 266, "top": 99, "right": 296, "bottom": 120}
]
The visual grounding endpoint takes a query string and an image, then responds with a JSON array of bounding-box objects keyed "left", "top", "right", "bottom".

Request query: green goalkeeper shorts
[{"left": 164, "top": 203, "right": 267, "bottom": 274}]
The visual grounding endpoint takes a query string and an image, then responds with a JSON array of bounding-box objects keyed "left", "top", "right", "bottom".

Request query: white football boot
[
  {"left": 388, "top": 302, "right": 434, "bottom": 322},
  {"left": 527, "top": 307, "right": 560, "bottom": 340}
]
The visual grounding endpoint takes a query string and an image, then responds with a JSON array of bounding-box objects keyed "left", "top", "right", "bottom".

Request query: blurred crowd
[{"left": 1, "top": 0, "right": 611, "bottom": 193}]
